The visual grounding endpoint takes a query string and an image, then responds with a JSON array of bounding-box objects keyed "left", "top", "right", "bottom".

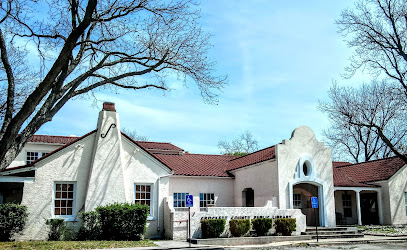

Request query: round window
[{"left": 303, "top": 162, "right": 310, "bottom": 176}]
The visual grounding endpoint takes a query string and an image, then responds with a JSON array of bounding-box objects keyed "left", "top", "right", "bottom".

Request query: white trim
[
  {"left": 134, "top": 183, "right": 155, "bottom": 220},
  {"left": 388, "top": 163, "right": 407, "bottom": 182},
  {"left": 0, "top": 176, "right": 34, "bottom": 183},
  {"left": 0, "top": 167, "right": 36, "bottom": 176},
  {"left": 27, "top": 142, "right": 65, "bottom": 146},
  {"left": 289, "top": 155, "right": 327, "bottom": 226},
  {"left": 52, "top": 181, "right": 77, "bottom": 221}
]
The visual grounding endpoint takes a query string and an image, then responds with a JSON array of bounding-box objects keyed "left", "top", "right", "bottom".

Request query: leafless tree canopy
[
  {"left": 122, "top": 127, "right": 148, "bottom": 141},
  {"left": 324, "top": 0, "right": 407, "bottom": 163},
  {"left": 0, "top": 0, "right": 227, "bottom": 170},
  {"left": 337, "top": 0, "right": 407, "bottom": 92},
  {"left": 319, "top": 81, "right": 407, "bottom": 163},
  {"left": 218, "top": 131, "right": 259, "bottom": 156}
]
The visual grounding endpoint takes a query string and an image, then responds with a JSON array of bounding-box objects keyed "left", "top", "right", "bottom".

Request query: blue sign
[
  {"left": 311, "top": 197, "right": 318, "bottom": 208},
  {"left": 186, "top": 195, "right": 193, "bottom": 207}
]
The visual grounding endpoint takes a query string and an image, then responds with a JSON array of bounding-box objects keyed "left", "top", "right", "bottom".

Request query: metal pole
[
  {"left": 188, "top": 206, "right": 191, "bottom": 248},
  {"left": 314, "top": 208, "right": 318, "bottom": 242}
]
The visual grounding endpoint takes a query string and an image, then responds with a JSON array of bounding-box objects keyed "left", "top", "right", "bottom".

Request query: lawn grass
[{"left": 0, "top": 240, "right": 156, "bottom": 250}]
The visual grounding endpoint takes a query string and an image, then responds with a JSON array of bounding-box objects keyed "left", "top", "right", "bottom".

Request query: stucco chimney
[
  {"left": 85, "top": 101, "right": 126, "bottom": 211},
  {"left": 102, "top": 102, "right": 116, "bottom": 112}
]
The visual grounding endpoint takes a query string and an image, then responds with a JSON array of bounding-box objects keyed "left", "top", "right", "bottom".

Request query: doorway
[
  {"left": 293, "top": 183, "right": 320, "bottom": 226},
  {"left": 242, "top": 188, "right": 254, "bottom": 207},
  {"left": 361, "top": 192, "right": 379, "bottom": 225}
]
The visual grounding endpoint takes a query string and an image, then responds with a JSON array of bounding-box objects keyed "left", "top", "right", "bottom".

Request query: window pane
[
  {"left": 67, "top": 200, "right": 73, "bottom": 207},
  {"left": 136, "top": 193, "right": 140, "bottom": 199},
  {"left": 141, "top": 193, "right": 145, "bottom": 199},
  {"left": 146, "top": 186, "right": 150, "bottom": 192},
  {"left": 146, "top": 193, "right": 150, "bottom": 199},
  {"left": 141, "top": 185, "right": 145, "bottom": 191},
  {"left": 62, "top": 192, "right": 67, "bottom": 198},
  {"left": 61, "top": 208, "right": 66, "bottom": 215},
  {"left": 62, "top": 184, "right": 67, "bottom": 191},
  {"left": 55, "top": 208, "right": 60, "bottom": 215},
  {"left": 67, "top": 208, "right": 72, "bottom": 215},
  {"left": 68, "top": 192, "right": 73, "bottom": 199},
  {"left": 67, "top": 184, "right": 73, "bottom": 191},
  {"left": 56, "top": 192, "right": 61, "bottom": 198},
  {"left": 55, "top": 200, "right": 60, "bottom": 207},
  {"left": 136, "top": 185, "right": 141, "bottom": 191},
  {"left": 61, "top": 200, "right": 66, "bottom": 207}
]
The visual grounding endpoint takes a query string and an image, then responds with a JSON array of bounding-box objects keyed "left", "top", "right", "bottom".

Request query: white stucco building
[{"left": 1, "top": 102, "right": 406, "bottom": 240}]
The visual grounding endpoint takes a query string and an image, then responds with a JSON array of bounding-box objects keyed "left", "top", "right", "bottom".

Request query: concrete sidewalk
[{"left": 101, "top": 235, "right": 407, "bottom": 250}]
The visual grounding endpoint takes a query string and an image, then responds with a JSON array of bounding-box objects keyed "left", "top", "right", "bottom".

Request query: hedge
[
  {"left": 46, "top": 218, "right": 66, "bottom": 241},
  {"left": 229, "top": 219, "right": 250, "bottom": 237},
  {"left": 76, "top": 211, "right": 101, "bottom": 240},
  {"left": 251, "top": 218, "right": 273, "bottom": 236},
  {"left": 0, "top": 203, "right": 27, "bottom": 241},
  {"left": 274, "top": 218, "right": 296, "bottom": 236},
  {"left": 96, "top": 203, "right": 149, "bottom": 240},
  {"left": 201, "top": 219, "right": 225, "bottom": 238}
]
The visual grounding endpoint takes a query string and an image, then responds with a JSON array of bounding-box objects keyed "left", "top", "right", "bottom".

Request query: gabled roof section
[
  {"left": 29, "top": 135, "right": 79, "bottom": 144},
  {"left": 154, "top": 153, "right": 237, "bottom": 177},
  {"left": 333, "top": 166, "right": 376, "bottom": 187},
  {"left": 3, "top": 130, "right": 97, "bottom": 172},
  {"left": 135, "top": 141, "right": 184, "bottom": 154},
  {"left": 121, "top": 132, "right": 174, "bottom": 172},
  {"left": 335, "top": 156, "right": 406, "bottom": 183},
  {"left": 226, "top": 146, "right": 276, "bottom": 172}
]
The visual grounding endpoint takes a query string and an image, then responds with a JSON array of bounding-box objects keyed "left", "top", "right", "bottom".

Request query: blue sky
[{"left": 38, "top": 0, "right": 369, "bottom": 154}]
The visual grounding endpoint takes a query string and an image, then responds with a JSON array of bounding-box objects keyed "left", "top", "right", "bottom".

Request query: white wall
[
  {"left": 276, "top": 126, "right": 336, "bottom": 227},
  {"left": 169, "top": 176, "right": 234, "bottom": 208},
  {"left": 387, "top": 165, "right": 407, "bottom": 224},
  {"left": 19, "top": 134, "right": 96, "bottom": 240},
  {"left": 231, "top": 160, "right": 279, "bottom": 207}
]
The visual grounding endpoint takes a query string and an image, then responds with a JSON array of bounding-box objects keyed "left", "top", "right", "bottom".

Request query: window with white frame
[
  {"left": 200, "top": 193, "right": 215, "bottom": 211},
  {"left": 405, "top": 192, "right": 407, "bottom": 216},
  {"left": 135, "top": 184, "right": 152, "bottom": 215},
  {"left": 293, "top": 193, "right": 302, "bottom": 208},
  {"left": 26, "top": 151, "right": 48, "bottom": 164},
  {"left": 54, "top": 183, "right": 75, "bottom": 218},
  {"left": 173, "top": 192, "right": 189, "bottom": 209},
  {"left": 342, "top": 193, "right": 352, "bottom": 217}
]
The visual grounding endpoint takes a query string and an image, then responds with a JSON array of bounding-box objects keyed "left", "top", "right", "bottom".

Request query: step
[
  {"left": 311, "top": 233, "right": 364, "bottom": 239},
  {"left": 305, "top": 226, "right": 355, "bottom": 232},
  {"left": 303, "top": 230, "right": 358, "bottom": 235}
]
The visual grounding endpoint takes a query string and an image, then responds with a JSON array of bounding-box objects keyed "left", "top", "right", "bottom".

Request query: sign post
[
  {"left": 311, "top": 196, "right": 319, "bottom": 242},
  {"left": 186, "top": 195, "right": 193, "bottom": 248}
]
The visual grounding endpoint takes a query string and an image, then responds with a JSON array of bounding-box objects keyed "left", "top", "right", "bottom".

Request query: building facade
[{"left": 1, "top": 102, "right": 406, "bottom": 240}]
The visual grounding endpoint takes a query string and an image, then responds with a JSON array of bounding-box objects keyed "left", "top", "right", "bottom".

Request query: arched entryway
[{"left": 293, "top": 183, "right": 320, "bottom": 226}]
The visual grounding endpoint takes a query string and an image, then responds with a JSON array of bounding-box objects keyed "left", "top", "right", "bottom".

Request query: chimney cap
[{"left": 103, "top": 102, "right": 116, "bottom": 112}]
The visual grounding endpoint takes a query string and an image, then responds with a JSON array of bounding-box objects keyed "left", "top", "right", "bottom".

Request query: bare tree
[
  {"left": 334, "top": 0, "right": 407, "bottom": 163},
  {"left": 218, "top": 131, "right": 259, "bottom": 156},
  {"left": 122, "top": 127, "right": 148, "bottom": 141},
  {"left": 319, "top": 81, "right": 407, "bottom": 163},
  {"left": 0, "top": 0, "right": 226, "bottom": 170}
]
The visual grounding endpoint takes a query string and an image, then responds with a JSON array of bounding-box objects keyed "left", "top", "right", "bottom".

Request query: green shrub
[
  {"left": 96, "top": 203, "right": 149, "bottom": 240},
  {"left": 229, "top": 219, "right": 250, "bottom": 237},
  {"left": 46, "top": 218, "right": 66, "bottom": 241},
  {"left": 76, "top": 211, "right": 101, "bottom": 240},
  {"left": 0, "top": 203, "right": 27, "bottom": 241},
  {"left": 201, "top": 219, "right": 226, "bottom": 238},
  {"left": 251, "top": 218, "right": 273, "bottom": 236},
  {"left": 274, "top": 218, "right": 296, "bottom": 236}
]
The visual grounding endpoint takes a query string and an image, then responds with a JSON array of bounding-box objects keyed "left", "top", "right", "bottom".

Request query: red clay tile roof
[
  {"left": 29, "top": 135, "right": 79, "bottom": 144},
  {"left": 332, "top": 161, "right": 352, "bottom": 168},
  {"left": 154, "top": 153, "right": 237, "bottom": 177},
  {"left": 226, "top": 146, "right": 276, "bottom": 171},
  {"left": 135, "top": 141, "right": 184, "bottom": 153},
  {"left": 333, "top": 166, "right": 375, "bottom": 187},
  {"left": 335, "top": 156, "right": 405, "bottom": 184}
]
